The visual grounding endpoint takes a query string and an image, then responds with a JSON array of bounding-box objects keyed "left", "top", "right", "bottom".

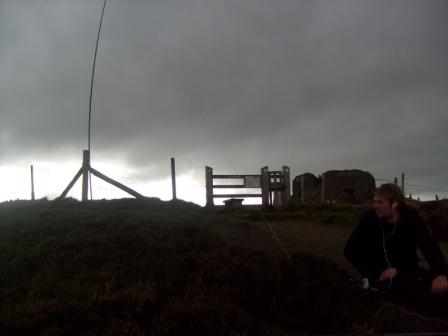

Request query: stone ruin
[{"left": 292, "top": 169, "right": 376, "bottom": 204}]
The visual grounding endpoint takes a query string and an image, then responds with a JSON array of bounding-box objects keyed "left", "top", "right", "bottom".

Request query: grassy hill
[{"left": 0, "top": 198, "right": 447, "bottom": 335}]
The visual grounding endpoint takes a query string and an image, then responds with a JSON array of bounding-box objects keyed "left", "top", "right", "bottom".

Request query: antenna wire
[{"left": 88, "top": 0, "right": 108, "bottom": 200}]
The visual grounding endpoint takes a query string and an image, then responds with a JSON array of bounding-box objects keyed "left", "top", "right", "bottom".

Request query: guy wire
[
  {"left": 375, "top": 302, "right": 448, "bottom": 327},
  {"left": 198, "top": 114, "right": 291, "bottom": 260},
  {"left": 197, "top": 112, "right": 237, "bottom": 173},
  {"left": 259, "top": 210, "right": 291, "bottom": 260},
  {"left": 88, "top": 0, "right": 108, "bottom": 200}
]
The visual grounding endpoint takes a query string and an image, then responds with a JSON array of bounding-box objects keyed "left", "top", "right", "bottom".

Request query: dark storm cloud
[
  {"left": 1, "top": 0, "right": 448, "bottom": 196},
  {"left": 0, "top": 0, "right": 103, "bottom": 159}
]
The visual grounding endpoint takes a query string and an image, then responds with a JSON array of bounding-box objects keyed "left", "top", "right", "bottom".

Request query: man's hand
[
  {"left": 379, "top": 268, "right": 397, "bottom": 281},
  {"left": 431, "top": 275, "right": 448, "bottom": 294}
]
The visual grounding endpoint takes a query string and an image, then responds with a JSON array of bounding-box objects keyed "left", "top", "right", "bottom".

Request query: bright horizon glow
[
  {"left": 0, "top": 161, "right": 264, "bottom": 206},
  {"left": 0, "top": 161, "right": 207, "bottom": 205},
  {"left": 0, "top": 162, "right": 445, "bottom": 205}
]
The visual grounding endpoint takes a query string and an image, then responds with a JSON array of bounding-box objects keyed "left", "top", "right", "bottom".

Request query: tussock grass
[
  {"left": 0, "top": 199, "right": 446, "bottom": 335},
  {"left": 234, "top": 203, "right": 364, "bottom": 228}
]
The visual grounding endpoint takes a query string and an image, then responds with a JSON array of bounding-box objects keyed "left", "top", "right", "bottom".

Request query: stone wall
[
  {"left": 323, "top": 170, "right": 375, "bottom": 204},
  {"left": 292, "top": 173, "right": 320, "bottom": 203},
  {"left": 292, "top": 169, "right": 375, "bottom": 204}
]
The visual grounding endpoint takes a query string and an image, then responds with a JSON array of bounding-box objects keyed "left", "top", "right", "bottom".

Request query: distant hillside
[{"left": 0, "top": 199, "right": 447, "bottom": 335}]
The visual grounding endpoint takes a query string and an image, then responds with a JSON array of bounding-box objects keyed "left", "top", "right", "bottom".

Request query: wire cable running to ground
[
  {"left": 197, "top": 113, "right": 291, "bottom": 260},
  {"left": 375, "top": 302, "right": 448, "bottom": 327},
  {"left": 196, "top": 112, "right": 237, "bottom": 173},
  {"left": 259, "top": 210, "right": 292, "bottom": 260}
]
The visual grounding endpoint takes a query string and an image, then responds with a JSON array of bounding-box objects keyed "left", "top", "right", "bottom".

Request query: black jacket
[{"left": 343, "top": 207, "right": 448, "bottom": 283}]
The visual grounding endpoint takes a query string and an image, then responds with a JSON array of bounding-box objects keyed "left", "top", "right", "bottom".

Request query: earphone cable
[{"left": 379, "top": 211, "right": 398, "bottom": 294}]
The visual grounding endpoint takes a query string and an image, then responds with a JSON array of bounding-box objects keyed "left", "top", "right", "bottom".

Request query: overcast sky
[{"left": 1, "top": 0, "right": 448, "bottom": 203}]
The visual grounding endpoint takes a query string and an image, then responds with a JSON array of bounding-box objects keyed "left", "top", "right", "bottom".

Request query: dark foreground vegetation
[{"left": 0, "top": 198, "right": 447, "bottom": 335}]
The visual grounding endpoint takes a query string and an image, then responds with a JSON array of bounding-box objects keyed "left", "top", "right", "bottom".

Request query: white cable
[
  {"left": 196, "top": 103, "right": 291, "bottom": 260},
  {"left": 379, "top": 212, "right": 398, "bottom": 294},
  {"left": 376, "top": 302, "right": 448, "bottom": 327},
  {"left": 259, "top": 210, "right": 291, "bottom": 260}
]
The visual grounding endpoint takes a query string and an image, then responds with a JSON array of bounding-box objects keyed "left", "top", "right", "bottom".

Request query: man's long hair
[{"left": 375, "top": 183, "right": 406, "bottom": 208}]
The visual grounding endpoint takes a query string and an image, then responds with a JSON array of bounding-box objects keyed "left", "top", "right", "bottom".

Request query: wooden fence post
[
  {"left": 281, "top": 166, "right": 290, "bottom": 207},
  {"left": 401, "top": 172, "right": 405, "bottom": 194},
  {"left": 30, "top": 165, "right": 35, "bottom": 201},
  {"left": 171, "top": 158, "right": 177, "bottom": 200},
  {"left": 60, "top": 149, "right": 145, "bottom": 201},
  {"left": 82, "top": 150, "right": 90, "bottom": 201},
  {"left": 205, "top": 166, "right": 214, "bottom": 207},
  {"left": 261, "top": 166, "right": 269, "bottom": 207}
]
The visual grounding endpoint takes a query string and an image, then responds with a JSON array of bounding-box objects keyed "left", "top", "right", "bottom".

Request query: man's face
[{"left": 373, "top": 194, "right": 394, "bottom": 220}]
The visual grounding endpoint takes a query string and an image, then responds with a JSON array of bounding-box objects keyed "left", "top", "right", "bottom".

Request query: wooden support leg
[
  {"left": 59, "top": 167, "right": 83, "bottom": 199},
  {"left": 89, "top": 167, "right": 144, "bottom": 199}
]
